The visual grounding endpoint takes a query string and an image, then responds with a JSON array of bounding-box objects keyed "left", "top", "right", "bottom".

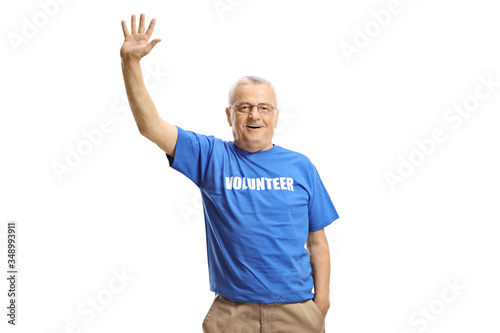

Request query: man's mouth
[{"left": 246, "top": 125, "right": 262, "bottom": 129}]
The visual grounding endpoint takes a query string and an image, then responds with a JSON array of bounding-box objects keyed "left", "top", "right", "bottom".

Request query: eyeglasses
[{"left": 230, "top": 103, "right": 276, "bottom": 115}]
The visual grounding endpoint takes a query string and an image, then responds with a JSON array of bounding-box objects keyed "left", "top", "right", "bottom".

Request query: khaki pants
[{"left": 202, "top": 293, "right": 326, "bottom": 333}]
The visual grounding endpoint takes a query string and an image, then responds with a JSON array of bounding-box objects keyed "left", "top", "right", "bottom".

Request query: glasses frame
[{"left": 229, "top": 103, "right": 277, "bottom": 115}]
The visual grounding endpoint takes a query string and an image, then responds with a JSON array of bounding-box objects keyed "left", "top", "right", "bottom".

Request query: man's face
[{"left": 225, "top": 83, "right": 279, "bottom": 152}]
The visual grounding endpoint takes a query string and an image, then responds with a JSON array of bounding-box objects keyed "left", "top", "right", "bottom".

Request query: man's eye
[{"left": 239, "top": 106, "right": 250, "bottom": 111}]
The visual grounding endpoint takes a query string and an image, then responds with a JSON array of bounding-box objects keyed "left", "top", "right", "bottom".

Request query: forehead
[{"left": 234, "top": 83, "right": 275, "bottom": 104}]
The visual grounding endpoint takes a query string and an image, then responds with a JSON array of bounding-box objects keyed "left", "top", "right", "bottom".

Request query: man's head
[{"left": 226, "top": 76, "right": 279, "bottom": 152}]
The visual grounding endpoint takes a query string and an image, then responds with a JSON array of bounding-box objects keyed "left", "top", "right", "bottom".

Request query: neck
[{"left": 234, "top": 140, "right": 274, "bottom": 152}]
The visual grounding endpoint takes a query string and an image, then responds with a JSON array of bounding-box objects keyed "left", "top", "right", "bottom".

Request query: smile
[{"left": 246, "top": 125, "right": 262, "bottom": 129}]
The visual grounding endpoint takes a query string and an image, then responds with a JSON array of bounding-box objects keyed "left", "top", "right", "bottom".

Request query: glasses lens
[
  {"left": 258, "top": 104, "right": 272, "bottom": 114},
  {"left": 237, "top": 103, "right": 252, "bottom": 112}
]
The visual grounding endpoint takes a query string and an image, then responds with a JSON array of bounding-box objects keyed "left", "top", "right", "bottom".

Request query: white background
[{"left": 1, "top": 0, "right": 499, "bottom": 332}]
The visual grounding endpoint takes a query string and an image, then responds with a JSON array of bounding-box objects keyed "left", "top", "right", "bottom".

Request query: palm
[
  {"left": 120, "top": 14, "right": 161, "bottom": 61},
  {"left": 121, "top": 33, "right": 149, "bottom": 60}
]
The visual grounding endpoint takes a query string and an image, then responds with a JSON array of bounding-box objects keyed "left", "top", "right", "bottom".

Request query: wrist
[
  {"left": 314, "top": 298, "right": 330, "bottom": 310},
  {"left": 313, "top": 293, "right": 330, "bottom": 303},
  {"left": 122, "top": 57, "right": 140, "bottom": 65}
]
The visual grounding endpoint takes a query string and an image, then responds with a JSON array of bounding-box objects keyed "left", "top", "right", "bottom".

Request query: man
[{"left": 120, "top": 13, "right": 339, "bottom": 333}]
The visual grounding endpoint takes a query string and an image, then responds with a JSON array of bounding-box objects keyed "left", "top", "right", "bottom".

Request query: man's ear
[
  {"left": 226, "top": 107, "right": 232, "bottom": 126},
  {"left": 274, "top": 108, "right": 279, "bottom": 128}
]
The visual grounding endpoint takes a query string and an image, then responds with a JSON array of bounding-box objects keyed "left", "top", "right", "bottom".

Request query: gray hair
[{"left": 228, "top": 75, "right": 278, "bottom": 107}]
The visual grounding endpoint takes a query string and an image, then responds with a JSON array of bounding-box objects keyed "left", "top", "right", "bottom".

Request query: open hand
[{"left": 120, "top": 13, "right": 161, "bottom": 61}]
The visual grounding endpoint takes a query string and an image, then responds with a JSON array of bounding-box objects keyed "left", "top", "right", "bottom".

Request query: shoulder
[
  {"left": 275, "top": 145, "right": 313, "bottom": 165},
  {"left": 177, "top": 125, "right": 226, "bottom": 145}
]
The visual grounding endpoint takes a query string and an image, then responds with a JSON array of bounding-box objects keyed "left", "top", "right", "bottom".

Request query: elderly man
[{"left": 120, "top": 13, "right": 339, "bottom": 333}]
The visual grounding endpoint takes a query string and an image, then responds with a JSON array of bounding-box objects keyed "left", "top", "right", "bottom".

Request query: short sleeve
[
  {"left": 307, "top": 163, "right": 339, "bottom": 232},
  {"left": 166, "top": 125, "right": 216, "bottom": 188}
]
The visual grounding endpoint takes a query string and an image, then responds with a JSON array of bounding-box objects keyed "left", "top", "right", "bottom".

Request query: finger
[
  {"left": 145, "top": 38, "right": 161, "bottom": 55},
  {"left": 145, "top": 18, "right": 156, "bottom": 38},
  {"left": 121, "top": 20, "right": 130, "bottom": 38},
  {"left": 138, "top": 13, "right": 146, "bottom": 34},
  {"left": 131, "top": 14, "right": 137, "bottom": 33}
]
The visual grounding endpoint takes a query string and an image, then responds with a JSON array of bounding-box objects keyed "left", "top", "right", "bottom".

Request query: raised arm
[{"left": 120, "top": 13, "right": 178, "bottom": 157}]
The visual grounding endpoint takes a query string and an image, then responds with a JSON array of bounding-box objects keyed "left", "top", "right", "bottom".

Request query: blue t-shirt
[{"left": 166, "top": 126, "right": 339, "bottom": 303}]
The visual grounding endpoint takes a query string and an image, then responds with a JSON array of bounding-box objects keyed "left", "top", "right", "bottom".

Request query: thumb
[{"left": 145, "top": 38, "right": 161, "bottom": 55}]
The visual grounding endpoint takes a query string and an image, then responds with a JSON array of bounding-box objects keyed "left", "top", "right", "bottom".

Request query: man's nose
[{"left": 248, "top": 106, "right": 261, "bottom": 118}]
